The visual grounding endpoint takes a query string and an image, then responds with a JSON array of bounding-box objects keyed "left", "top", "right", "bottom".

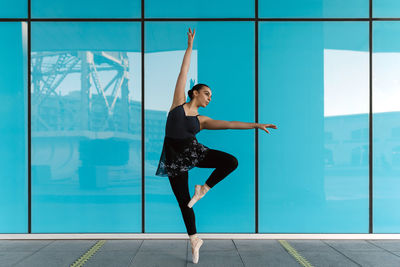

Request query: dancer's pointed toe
[
  {"left": 187, "top": 185, "right": 204, "bottom": 208},
  {"left": 191, "top": 238, "right": 203, "bottom": 264}
]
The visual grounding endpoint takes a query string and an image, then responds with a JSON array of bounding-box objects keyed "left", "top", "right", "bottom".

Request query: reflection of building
[
  {"left": 146, "top": 109, "right": 167, "bottom": 165},
  {"left": 31, "top": 51, "right": 140, "bottom": 188},
  {"left": 325, "top": 112, "right": 400, "bottom": 171},
  {"left": 373, "top": 112, "right": 400, "bottom": 172},
  {"left": 31, "top": 93, "right": 169, "bottom": 184},
  {"left": 30, "top": 50, "right": 171, "bottom": 186},
  {"left": 325, "top": 114, "right": 369, "bottom": 168}
]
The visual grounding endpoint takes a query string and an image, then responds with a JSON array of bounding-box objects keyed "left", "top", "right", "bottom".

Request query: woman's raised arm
[{"left": 171, "top": 28, "right": 196, "bottom": 107}]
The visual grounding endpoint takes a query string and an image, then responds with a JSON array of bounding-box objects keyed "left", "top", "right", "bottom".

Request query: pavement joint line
[
  {"left": 365, "top": 240, "right": 400, "bottom": 259},
  {"left": 321, "top": 240, "right": 362, "bottom": 267},
  {"left": 278, "top": 240, "right": 314, "bottom": 267},
  {"left": 13, "top": 240, "right": 56, "bottom": 266},
  {"left": 128, "top": 239, "right": 144, "bottom": 267},
  {"left": 232, "top": 239, "right": 246, "bottom": 266},
  {"left": 70, "top": 240, "right": 106, "bottom": 267}
]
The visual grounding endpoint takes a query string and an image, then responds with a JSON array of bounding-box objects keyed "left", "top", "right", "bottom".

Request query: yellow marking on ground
[
  {"left": 279, "top": 240, "right": 314, "bottom": 267},
  {"left": 70, "top": 240, "right": 106, "bottom": 267}
]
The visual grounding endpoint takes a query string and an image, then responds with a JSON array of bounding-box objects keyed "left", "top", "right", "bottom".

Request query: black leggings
[{"left": 167, "top": 148, "right": 238, "bottom": 236}]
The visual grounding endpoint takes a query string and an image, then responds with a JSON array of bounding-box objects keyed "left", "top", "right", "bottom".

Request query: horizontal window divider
[
  {"left": 29, "top": 18, "right": 143, "bottom": 21},
  {"left": 2, "top": 18, "right": 400, "bottom": 22},
  {"left": 259, "top": 18, "right": 371, "bottom": 21},
  {"left": 372, "top": 18, "right": 400, "bottom": 20},
  {"left": 0, "top": 18, "right": 29, "bottom": 21}
]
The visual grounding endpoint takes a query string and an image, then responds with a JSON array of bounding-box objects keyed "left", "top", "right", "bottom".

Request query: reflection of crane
[
  {"left": 31, "top": 51, "right": 130, "bottom": 132},
  {"left": 31, "top": 51, "right": 137, "bottom": 188}
]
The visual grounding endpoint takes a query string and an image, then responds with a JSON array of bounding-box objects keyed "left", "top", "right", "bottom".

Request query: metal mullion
[
  {"left": 369, "top": 0, "right": 373, "bottom": 234},
  {"left": 30, "top": 18, "right": 142, "bottom": 22},
  {"left": 142, "top": 0, "right": 145, "bottom": 234},
  {"left": 259, "top": 18, "right": 369, "bottom": 21},
  {"left": 28, "top": 0, "right": 31, "bottom": 234},
  {"left": 255, "top": 0, "right": 259, "bottom": 234},
  {"left": 0, "top": 18, "right": 28, "bottom": 21}
]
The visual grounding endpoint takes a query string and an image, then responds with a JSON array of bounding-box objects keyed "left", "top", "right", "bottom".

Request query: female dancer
[{"left": 155, "top": 28, "right": 278, "bottom": 264}]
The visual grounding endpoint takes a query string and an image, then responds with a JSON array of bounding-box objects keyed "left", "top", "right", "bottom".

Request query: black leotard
[
  {"left": 155, "top": 103, "right": 210, "bottom": 177},
  {"left": 165, "top": 103, "right": 200, "bottom": 139}
]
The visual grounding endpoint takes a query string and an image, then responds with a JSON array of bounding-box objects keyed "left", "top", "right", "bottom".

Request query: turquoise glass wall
[
  {"left": 1, "top": 0, "right": 400, "bottom": 234},
  {"left": 0, "top": 22, "right": 27, "bottom": 233},
  {"left": 259, "top": 22, "right": 369, "bottom": 233},
  {"left": 259, "top": 0, "right": 368, "bottom": 18},
  {"left": 31, "top": 22, "right": 142, "bottom": 232},
  {"left": 0, "top": 0, "right": 26, "bottom": 18},
  {"left": 145, "top": 0, "right": 254, "bottom": 18},
  {"left": 145, "top": 22, "right": 255, "bottom": 233},
  {"left": 374, "top": 0, "right": 400, "bottom": 18},
  {"left": 32, "top": 0, "right": 141, "bottom": 18},
  {"left": 373, "top": 21, "right": 400, "bottom": 233}
]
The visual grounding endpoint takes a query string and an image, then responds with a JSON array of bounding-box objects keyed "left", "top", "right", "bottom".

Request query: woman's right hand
[{"left": 187, "top": 27, "right": 195, "bottom": 48}]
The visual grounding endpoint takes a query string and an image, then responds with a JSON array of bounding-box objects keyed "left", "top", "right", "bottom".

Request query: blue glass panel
[
  {"left": 374, "top": 0, "right": 400, "bottom": 18},
  {"left": 145, "top": 0, "right": 253, "bottom": 18},
  {"left": 31, "top": 22, "right": 142, "bottom": 233},
  {"left": 259, "top": 22, "right": 369, "bottom": 233},
  {"left": 0, "top": 22, "right": 27, "bottom": 233},
  {"left": 32, "top": 0, "right": 140, "bottom": 18},
  {"left": 0, "top": 0, "right": 26, "bottom": 18},
  {"left": 146, "top": 22, "right": 255, "bottom": 233},
  {"left": 259, "top": 0, "right": 368, "bottom": 18},
  {"left": 373, "top": 21, "right": 400, "bottom": 233}
]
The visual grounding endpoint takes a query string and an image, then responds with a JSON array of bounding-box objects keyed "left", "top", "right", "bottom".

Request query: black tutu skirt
[{"left": 155, "top": 136, "right": 210, "bottom": 177}]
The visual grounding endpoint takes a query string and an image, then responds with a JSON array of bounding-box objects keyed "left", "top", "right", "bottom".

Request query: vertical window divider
[
  {"left": 142, "top": 0, "right": 145, "bottom": 233},
  {"left": 27, "top": 0, "right": 31, "bottom": 234},
  {"left": 369, "top": 0, "right": 373, "bottom": 234},
  {"left": 255, "top": 0, "right": 259, "bottom": 234}
]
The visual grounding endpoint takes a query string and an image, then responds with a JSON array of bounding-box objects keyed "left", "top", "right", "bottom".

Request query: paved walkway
[{"left": 1, "top": 239, "right": 400, "bottom": 266}]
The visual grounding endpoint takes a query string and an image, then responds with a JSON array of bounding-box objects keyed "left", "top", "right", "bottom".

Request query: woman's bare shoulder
[{"left": 197, "top": 115, "right": 211, "bottom": 130}]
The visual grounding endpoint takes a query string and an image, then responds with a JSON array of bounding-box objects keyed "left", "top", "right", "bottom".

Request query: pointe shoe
[
  {"left": 191, "top": 237, "right": 204, "bottom": 264},
  {"left": 187, "top": 185, "right": 207, "bottom": 208}
]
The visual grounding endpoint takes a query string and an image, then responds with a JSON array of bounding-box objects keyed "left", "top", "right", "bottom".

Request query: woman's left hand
[{"left": 256, "top": 123, "right": 278, "bottom": 134}]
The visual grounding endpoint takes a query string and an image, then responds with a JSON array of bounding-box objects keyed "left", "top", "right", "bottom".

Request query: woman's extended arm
[
  {"left": 201, "top": 116, "right": 278, "bottom": 133},
  {"left": 171, "top": 28, "right": 196, "bottom": 106}
]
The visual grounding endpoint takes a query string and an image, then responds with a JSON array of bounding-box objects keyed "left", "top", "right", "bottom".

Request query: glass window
[
  {"left": 145, "top": 0, "right": 253, "bottom": 18},
  {"left": 259, "top": 0, "right": 368, "bottom": 18},
  {"left": 373, "top": 21, "right": 400, "bottom": 233},
  {"left": 145, "top": 22, "right": 255, "bottom": 233},
  {"left": 374, "top": 0, "right": 400, "bottom": 18},
  {"left": 0, "top": 22, "right": 27, "bottom": 232},
  {"left": 32, "top": 0, "right": 140, "bottom": 18},
  {"left": 0, "top": 0, "right": 26, "bottom": 18},
  {"left": 259, "top": 22, "right": 369, "bottom": 232},
  {"left": 31, "top": 22, "right": 142, "bottom": 232}
]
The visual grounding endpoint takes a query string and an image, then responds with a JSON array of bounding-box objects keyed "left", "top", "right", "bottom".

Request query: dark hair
[{"left": 187, "top": 83, "right": 210, "bottom": 100}]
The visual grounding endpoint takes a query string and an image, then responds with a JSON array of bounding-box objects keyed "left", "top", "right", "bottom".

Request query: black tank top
[
  {"left": 156, "top": 103, "right": 210, "bottom": 177},
  {"left": 165, "top": 103, "right": 200, "bottom": 139}
]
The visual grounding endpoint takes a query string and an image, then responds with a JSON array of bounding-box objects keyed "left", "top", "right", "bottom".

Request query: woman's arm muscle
[
  {"left": 171, "top": 29, "right": 195, "bottom": 108},
  {"left": 201, "top": 116, "right": 257, "bottom": 130},
  {"left": 171, "top": 71, "right": 188, "bottom": 107}
]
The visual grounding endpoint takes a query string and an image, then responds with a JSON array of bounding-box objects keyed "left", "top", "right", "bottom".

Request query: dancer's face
[{"left": 196, "top": 87, "right": 212, "bottom": 107}]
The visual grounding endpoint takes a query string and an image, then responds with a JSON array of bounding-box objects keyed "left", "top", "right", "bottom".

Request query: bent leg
[
  {"left": 168, "top": 171, "right": 197, "bottom": 235},
  {"left": 196, "top": 149, "right": 238, "bottom": 188}
]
